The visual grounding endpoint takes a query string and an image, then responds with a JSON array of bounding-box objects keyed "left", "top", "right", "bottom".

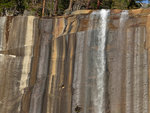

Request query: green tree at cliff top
[{"left": 0, "top": 0, "right": 147, "bottom": 16}]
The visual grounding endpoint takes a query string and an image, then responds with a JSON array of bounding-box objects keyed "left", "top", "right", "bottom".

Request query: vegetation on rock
[{"left": 0, "top": 0, "right": 149, "bottom": 16}]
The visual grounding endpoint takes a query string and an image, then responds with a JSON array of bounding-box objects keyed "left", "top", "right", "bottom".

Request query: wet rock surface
[{"left": 0, "top": 9, "right": 150, "bottom": 113}]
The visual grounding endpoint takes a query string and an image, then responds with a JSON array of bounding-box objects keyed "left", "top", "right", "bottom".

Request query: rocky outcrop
[{"left": 0, "top": 9, "right": 150, "bottom": 113}]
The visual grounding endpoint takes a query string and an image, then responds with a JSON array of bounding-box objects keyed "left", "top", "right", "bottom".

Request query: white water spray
[
  {"left": 92, "top": 9, "right": 110, "bottom": 113},
  {"left": 72, "top": 9, "right": 110, "bottom": 113},
  {"left": 0, "top": 17, "right": 6, "bottom": 51},
  {"left": 120, "top": 10, "right": 129, "bottom": 27}
]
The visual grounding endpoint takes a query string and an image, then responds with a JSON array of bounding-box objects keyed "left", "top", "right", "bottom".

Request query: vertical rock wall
[
  {"left": 0, "top": 16, "right": 36, "bottom": 113},
  {"left": 0, "top": 9, "right": 150, "bottom": 113},
  {"left": 108, "top": 10, "right": 149, "bottom": 113}
]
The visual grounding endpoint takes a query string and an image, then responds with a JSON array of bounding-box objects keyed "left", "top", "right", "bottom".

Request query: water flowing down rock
[
  {"left": 0, "top": 9, "right": 150, "bottom": 113},
  {"left": 72, "top": 9, "right": 110, "bottom": 113}
]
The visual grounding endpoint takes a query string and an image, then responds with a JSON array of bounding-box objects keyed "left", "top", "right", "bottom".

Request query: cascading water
[
  {"left": 93, "top": 9, "right": 110, "bottom": 113},
  {"left": 0, "top": 17, "right": 6, "bottom": 51},
  {"left": 0, "top": 8, "right": 150, "bottom": 113},
  {"left": 115, "top": 11, "right": 129, "bottom": 113},
  {"left": 120, "top": 10, "right": 128, "bottom": 28},
  {"left": 72, "top": 9, "right": 110, "bottom": 113}
]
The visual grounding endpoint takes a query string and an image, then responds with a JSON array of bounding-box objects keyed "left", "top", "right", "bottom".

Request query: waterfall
[
  {"left": 0, "top": 17, "right": 6, "bottom": 51},
  {"left": 94, "top": 9, "right": 110, "bottom": 113},
  {"left": 113, "top": 10, "right": 129, "bottom": 113},
  {"left": 120, "top": 10, "right": 128, "bottom": 27},
  {"left": 88, "top": 9, "right": 110, "bottom": 113},
  {"left": 72, "top": 9, "right": 110, "bottom": 113},
  {"left": 0, "top": 9, "right": 150, "bottom": 113}
]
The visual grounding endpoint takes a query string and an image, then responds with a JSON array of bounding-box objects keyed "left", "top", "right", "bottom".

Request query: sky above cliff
[{"left": 136, "top": 0, "right": 149, "bottom": 3}]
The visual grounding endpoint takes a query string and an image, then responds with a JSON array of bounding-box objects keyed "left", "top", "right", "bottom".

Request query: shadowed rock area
[{"left": 0, "top": 9, "right": 150, "bottom": 113}]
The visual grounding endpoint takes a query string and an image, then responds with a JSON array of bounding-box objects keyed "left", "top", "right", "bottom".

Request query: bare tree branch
[
  {"left": 97, "top": 0, "right": 100, "bottom": 9},
  {"left": 68, "top": 0, "right": 74, "bottom": 11},
  {"left": 42, "top": 0, "right": 46, "bottom": 17},
  {"left": 54, "top": 0, "right": 58, "bottom": 15},
  {"left": 87, "top": 0, "right": 91, "bottom": 9}
]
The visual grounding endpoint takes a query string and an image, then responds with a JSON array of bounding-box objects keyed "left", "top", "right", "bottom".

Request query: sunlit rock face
[{"left": 0, "top": 9, "right": 150, "bottom": 113}]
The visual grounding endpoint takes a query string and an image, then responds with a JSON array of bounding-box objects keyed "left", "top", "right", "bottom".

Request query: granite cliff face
[{"left": 0, "top": 9, "right": 150, "bottom": 113}]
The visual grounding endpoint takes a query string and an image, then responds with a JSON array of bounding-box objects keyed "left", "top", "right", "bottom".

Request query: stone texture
[{"left": 0, "top": 9, "right": 150, "bottom": 113}]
